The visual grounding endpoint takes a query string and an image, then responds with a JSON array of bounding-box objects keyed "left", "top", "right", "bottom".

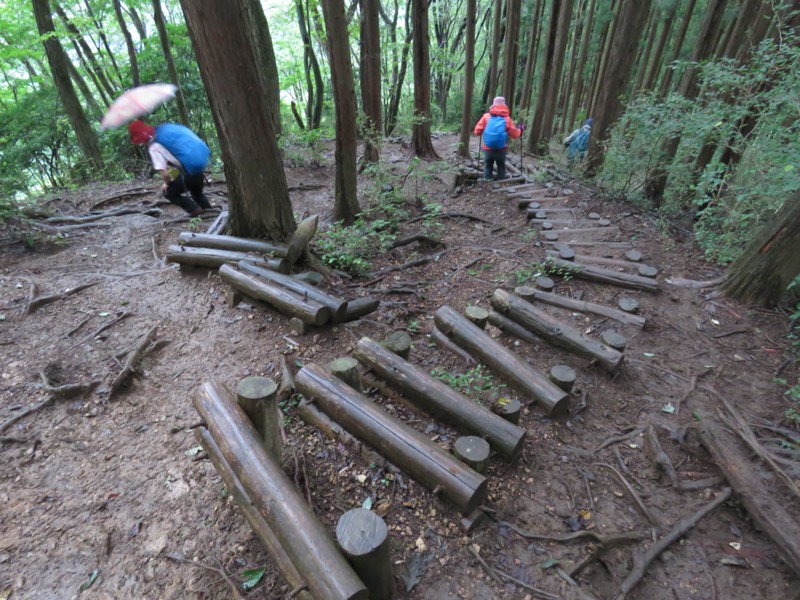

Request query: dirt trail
[{"left": 1, "top": 136, "right": 797, "bottom": 600}]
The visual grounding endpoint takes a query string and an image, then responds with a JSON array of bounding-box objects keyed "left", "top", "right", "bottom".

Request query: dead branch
[
  {"left": 644, "top": 424, "right": 722, "bottom": 491},
  {"left": 664, "top": 276, "right": 723, "bottom": 289},
  {"left": 0, "top": 435, "right": 29, "bottom": 444},
  {"left": 610, "top": 487, "right": 732, "bottom": 600},
  {"left": 25, "top": 281, "right": 101, "bottom": 315},
  {"left": 468, "top": 546, "right": 561, "bottom": 600},
  {"left": 73, "top": 311, "right": 132, "bottom": 347},
  {"left": 594, "top": 427, "right": 644, "bottom": 453},
  {"left": 109, "top": 325, "right": 161, "bottom": 398},
  {"left": 557, "top": 568, "right": 599, "bottom": 600},
  {"left": 596, "top": 463, "right": 663, "bottom": 532},
  {"left": 165, "top": 552, "right": 244, "bottom": 600},
  {"left": 65, "top": 313, "right": 93, "bottom": 338},
  {"left": 41, "top": 205, "right": 162, "bottom": 225},
  {"left": 498, "top": 521, "right": 649, "bottom": 546},
  {"left": 389, "top": 233, "right": 445, "bottom": 249},
  {"left": 372, "top": 250, "right": 448, "bottom": 276},
  {"left": 405, "top": 212, "right": 494, "bottom": 225}
]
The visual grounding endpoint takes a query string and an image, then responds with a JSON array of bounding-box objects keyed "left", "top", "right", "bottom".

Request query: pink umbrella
[{"left": 100, "top": 83, "right": 178, "bottom": 130}]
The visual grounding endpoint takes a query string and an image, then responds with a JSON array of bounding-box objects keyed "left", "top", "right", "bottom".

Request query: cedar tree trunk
[
  {"left": 458, "top": 0, "right": 477, "bottom": 158},
  {"left": 411, "top": 0, "right": 439, "bottom": 158}
]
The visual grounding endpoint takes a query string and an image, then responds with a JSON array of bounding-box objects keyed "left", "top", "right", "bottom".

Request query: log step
[{"left": 547, "top": 257, "right": 660, "bottom": 293}]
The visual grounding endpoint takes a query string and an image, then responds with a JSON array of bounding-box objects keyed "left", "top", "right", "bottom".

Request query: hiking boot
[{"left": 188, "top": 207, "right": 203, "bottom": 217}]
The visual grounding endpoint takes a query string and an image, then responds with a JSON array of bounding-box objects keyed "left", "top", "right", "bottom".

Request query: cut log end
[
  {"left": 493, "top": 398, "right": 521, "bottom": 425},
  {"left": 290, "top": 317, "right": 310, "bottom": 336},
  {"left": 236, "top": 376, "right": 278, "bottom": 402},
  {"left": 461, "top": 508, "right": 488, "bottom": 533},
  {"left": 453, "top": 436, "right": 491, "bottom": 474},
  {"left": 638, "top": 265, "right": 659, "bottom": 278},
  {"left": 330, "top": 357, "right": 362, "bottom": 392},
  {"left": 383, "top": 330, "right": 412, "bottom": 359},
  {"left": 549, "top": 365, "right": 577, "bottom": 393},
  {"left": 601, "top": 330, "right": 628, "bottom": 351},
  {"left": 543, "top": 231, "right": 560, "bottom": 241},
  {"left": 336, "top": 508, "right": 390, "bottom": 557},
  {"left": 464, "top": 306, "right": 489, "bottom": 329},
  {"left": 618, "top": 297, "right": 641, "bottom": 313},
  {"left": 535, "top": 276, "right": 556, "bottom": 291}
]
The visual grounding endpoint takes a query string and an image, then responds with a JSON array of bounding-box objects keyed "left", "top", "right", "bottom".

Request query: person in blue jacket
[
  {"left": 128, "top": 120, "right": 212, "bottom": 216},
  {"left": 563, "top": 118, "right": 593, "bottom": 162}
]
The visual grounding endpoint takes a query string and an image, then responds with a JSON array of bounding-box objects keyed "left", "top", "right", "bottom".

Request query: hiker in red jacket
[{"left": 473, "top": 97, "right": 522, "bottom": 181}]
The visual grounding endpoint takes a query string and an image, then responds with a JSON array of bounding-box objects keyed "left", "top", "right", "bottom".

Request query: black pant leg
[
  {"left": 184, "top": 172, "right": 211, "bottom": 209},
  {"left": 164, "top": 173, "right": 201, "bottom": 214}
]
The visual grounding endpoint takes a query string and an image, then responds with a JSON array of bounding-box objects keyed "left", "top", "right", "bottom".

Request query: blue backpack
[
  {"left": 154, "top": 123, "right": 210, "bottom": 175},
  {"left": 567, "top": 128, "right": 590, "bottom": 160},
  {"left": 483, "top": 115, "right": 508, "bottom": 149}
]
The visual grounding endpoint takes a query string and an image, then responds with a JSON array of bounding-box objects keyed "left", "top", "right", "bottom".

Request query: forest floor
[{"left": 1, "top": 134, "right": 798, "bottom": 600}]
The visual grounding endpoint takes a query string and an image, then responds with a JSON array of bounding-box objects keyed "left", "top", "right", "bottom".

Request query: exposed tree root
[
  {"left": 89, "top": 188, "right": 150, "bottom": 210},
  {"left": 596, "top": 463, "right": 663, "bottom": 532},
  {"left": 610, "top": 487, "right": 732, "bottom": 600},
  {"left": 164, "top": 552, "right": 244, "bottom": 600},
  {"left": 498, "top": 521, "right": 650, "bottom": 546},
  {"left": 468, "top": 546, "right": 560, "bottom": 600},
  {"left": 109, "top": 325, "right": 163, "bottom": 399},
  {"left": 372, "top": 250, "right": 448, "bottom": 276},
  {"left": 25, "top": 281, "right": 101, "bottom": 315}
]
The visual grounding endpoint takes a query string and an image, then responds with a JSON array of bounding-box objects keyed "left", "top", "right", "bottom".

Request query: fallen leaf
[
  {"left": 729, "top": 541, "right": 741, "bottom": 551},
  {"left": 185, "top": 446, "right": 204, "bottom": 456},
  {"left": 241, "top": 567, "right": 266, "bottom": 590},
  {"left": 662, "top": 403, "right": 676, "bottom": 414},
  {"left": 539, "top": 558, "right": 560, "bottom": 570},
  {"left": 79, "top": 570, "right": 99, "bottom": 591},
  {"left": 643, "top": 352, "right": 655, "bottom": 357},
  {"left": 362, "top": 497, "right": 373, "bottom": 510}
]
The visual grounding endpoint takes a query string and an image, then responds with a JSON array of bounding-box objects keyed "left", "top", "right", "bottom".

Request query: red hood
[{"left": 489, "top": 104, "right": 510, "bottom": 117}]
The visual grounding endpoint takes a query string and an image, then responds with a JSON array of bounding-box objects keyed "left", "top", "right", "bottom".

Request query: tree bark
[
  {"left": 458, "top": 0, "right": 477, "bottom": 158},
  {"left": 642, "top": 0, "right": 678, "bottom": 92},
  {"left": 548, "top": 257, "right": 660, "bottom": 292},
  {"left": 434, "top": 306, "right": 569, "bottom": 416},
  {"left": 296, "top": 0, "right": 324, "bottom": 129},
  {"left": 487, "top": 0, "right": 504, "bottom": 103},
  {"left": 360, "top": 0, "right": 382, "bottom": 164},
  {"left": 411, "top": 0, "right": 440, "bottom": 158},
  {"left": 32, "top": 0, "right": 104, "bottom": 172},
  {"left": 585, "top": 0, "right": 651, "bottom": 174},
  {"left": 166, "top": 245, "right": 288, "bottom": 273},
  {"left": 193, "top": 381, "right": 368, "bottom": 600},
  {"left": 656, "top": 0, "right": 699, "bottom": 98},
  {"left": 152, "top": 0, "right": 190, "bottom": 126},
  {"left": 243, "top": 0, "right": 283, "bottom": 136},
  {"left": 518, "top": 0, "right": 543, "bottom": 114},
  {"left": 501, "top": 0, "right": 522, "bottom": 111},
  {"left": 178, "top": 232, "right": 288, "bottom": 256},
  {"left": 180, "top": 0, "right": 297, "bottom": 241},
  {"left": 295, "top": 363, "right": 488, "bottom": 514},
  {"left": 518, "top": 284, "right": 647, "bottom": 327},
  {"left": 113, "top": 0, "right": 140, "bottom": 87},
  {"left": 321, "top": 0, "right": 361, "bottom": 223},
  {"left": 720, "top": 190, "right": 800, "bottom": 306},
  {"left": 352, "top": 337, "right": 526, "bottom": 461}
]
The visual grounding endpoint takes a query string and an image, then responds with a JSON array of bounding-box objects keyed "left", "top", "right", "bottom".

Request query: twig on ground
[
  {"left": 0, "top": 435, "right": 29, "bottom": 444},
  {"left": 65, "top": 313, "right": 93, "bottom": 338},
  {"left": 109, "top": 325, "right": 161, "bottom": 399},
  {"left": 466, "top": 545, "right": 503, "bottom": 585},
  {"left": 371, "top": 250, "right": 448, "bottom": 276},
  {"left": 467, "top": 547, "right": 562, "bottom": 600},
  {"left": 74, "top": 311, "right": 132, "bottom": 347},
  {"left": 610, "top": 488, "right": 732, "bottom": 600},
  {"left": 405, "top": 212, "right": 494, "bottom": 225},
  {"left": 389, "top": 233, "right": 445, "bottom": 249},
  {"left": 499, "top": 521, "right": 650, "bottom": 546},
  {"left": 673, "top": 369, "right": 712, "bottom": 414},
  {"left": 25, "top": 281, "right": 101, "bottom": 315},
  {"left": 165, "top": 552, "right": 244, "bottom": 600},
  {"left": 557, "top": 568, "right": 599, "bottom": 600},
  {"left": 594, "top": 427, "right": 644, "bottom": 453},
  {"left": 596, "top": 463, "right": 663, "bottom": 532}
]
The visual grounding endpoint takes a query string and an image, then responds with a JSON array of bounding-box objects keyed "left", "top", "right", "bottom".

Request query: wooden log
[
  {"left": 601, "top": 330, "right": 628, "bottom": 351},
  {"left": 528, "top": 218, "right": 600, "bottom": 226},
  {"left": 549, "top": 365, "right": 577, "bottom": 393},
  {"left": 618, "top": 297, "right": 641, "bottom": 313},
  {"left": 547, "top": 257, "right": 660, "bottom": 293},
  {"left": 491, "top": 289, "right": 624, "bottom": 373},
  {"left": 542, "top": 240, "right": 633, "bottom": 248},
  {"left": 540, "top": 222, "right": 554, "bottom": 230},
  {"left": 453, "top": 436, "right": 490, "bottom": 473},
  {"left": 464, "top": 305, "right": 489, "bottom": 329},
  {"left": 293, "top": 271, "right": 324, "bottom": 285},
  {"left": 339, "top": 297, "right": 380, "bottom": 322},
  {"left": 494, "top": 183, "right": 552, "bottom": 194},
  {"left": 383, "top": 330, "right": 411, "bottom": 359},
  {"left": 434, "top": 306, "right": 569, "bottom": 416},
  {"left": 460, "top": 509, "right": 488, "bottom": 534},
  {"left": 352, "top": 337, "right": 526, "bottom": 461},
  {"left": 239, "top": 260, "right": 348, "bottom": 322},
  {"left": 179, "top": 231, "right": 288, "bottom": 256},
  {"left": 638, "top": 265, "right": 659, "bottom": 278},
  {"left": 195, "top": 428, "right": 314, "bottom": 600},
  {"left": 297, "top": 398, "right": 358, "bottom": 446},
  {"left": 194, "top": 381, "right": 368, "bottom": 600},
  {"left": 166, "top": 245, "right": 288, "bottom": 273},
  {"left": 543, "top": 231, "right": 560, "bottom": 241},
  {"left": 512, "top": 287, "right": 646, "bottom": 328},
  {"left": 698, "top": 418, "right": 800, "bottom": 576},
  {"left": 286, "top": 214, "right": 318, "bottom": 265},
  {"left": 331, "top": 357, "right": 362, "bottom": 392},
  {"left": 289, "top": 317, "right": 310, "bottom": 336},
  {"left": 236, "top": 376, "right": 281, "bottom": 464},
  {"left": 533, "top": 207, "right": 578, "bottom": 215},
  {"left": 516, "top": 198, "right": 541, "bottom": 208},
  {"left": 219, "top": 264, "right": 330, "bottom": 325},
  {"left": 493, "top": 397, "right": 521, "bottom": 424},
  {"left": 491, "top": 175, "right": 527, "bottom": 187},
  {"left": 430, "top": 328, "right": 476, "bottom": 365},
  {"left": 336, "top": 509, "right": 394, "bottom": 600},
  {"left": 545, "top": 249, "right": 652, "bottom": 270},
  {"left": 555, "top": 245, "right": 575, "bottom": 261},
  {"left": 486, "top": 310, "right": 540, "bottom": 345},
  {"left": 543, "top": 226, "right": 621, "bottom": 237},
  {"left": 625, "top": 250, "right": 643, "bottom": 262},
  {"left": 295, "top": 363, "right": 487, "bottom": 513},
  {"left": 536, "top": 275, "right": 557, "bottom": 290},
  {"left": 206, "top": 210, "right": 228, "bottom": 235}
]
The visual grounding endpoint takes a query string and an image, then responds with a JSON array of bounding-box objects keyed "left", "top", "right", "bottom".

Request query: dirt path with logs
[{"left": 1, "top": 135, "right": 798, "bottom": 600}]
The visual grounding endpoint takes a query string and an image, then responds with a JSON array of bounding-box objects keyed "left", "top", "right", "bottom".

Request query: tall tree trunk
[
  {"left": 585, "top": 0, "right": 651, "bottom": 174},
  {"left": 360, "top": 0, "right": 382, "bottom": 164},
  {"left": 458, "top": 0, "right": 477, "bottom": 158},
  {"left": 501, "top": 0, "right": 521, "bottom": 111},
  {"left": 54, "top": 3, "right": 116, "bottom": 102},
  {"left": 296, "top": 0, "right": 324, "bottom": 129},
  {"left": 385, "top": 7, "right": 413, "bottom": 136},
  {"left": 320, "top": 0, "right": 360, "bottom": 223},
  {"left": 126, "top": 4, "right": 147, "bottom": 40},
  {"left": 487, "top": 0, "right": 504, "bottom": 103},
  {"left": 411, "top": 0, "right": 439, "bottom": 158},
  {"left": 644, "top": 0, "right": 729, "bottom": 201},
  {"left": 567, "top": 0, "right": 596, "bottom": 127},
  {"left": 559, "top": 0, "right": 585, "bottom": 132},
  {"left": 656, "top": 0, "right": 699, "bottom": 98},
  {"left": 180, "top": 0, "right": 296, "bottom": 241},
  {"left": 113, "top": 0, "right": 140, "bottom": 87},
  {"left": 84, "top": 0, "right": 123, "bottom": 86},
  {"left": 32, "top": 0, "right": 104, "bottom": 172},
  {"left": 588, "top": 0, "right": 619, "bottom": 118},
  {"left": 152, "top": 0, "right": 190, "bottom": 126},
  {"left": 518, "top": 0, "right": 543, "bottom": 114},
  {"left": 527, "top": 0, "right": 573, "bottom": 155},
  {"left": 720, "top": 190, "right": 800, "bottom": 307},
  {"left": 244, "top": 0, "right": 283, "bottom": 136},
  {"left": 65, "top": 57, "right": 102, "bottom": 118},
  {"left": 632, "top": 6, "right": 657, "bottom": 94},
  {"left": 642, "top": 0, "right": 678, "bottom": 92}
]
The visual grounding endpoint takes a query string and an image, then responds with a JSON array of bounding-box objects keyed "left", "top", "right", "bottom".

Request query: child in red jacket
[{"left": 473, "top": 97, "right": 522, "bottom": 181}]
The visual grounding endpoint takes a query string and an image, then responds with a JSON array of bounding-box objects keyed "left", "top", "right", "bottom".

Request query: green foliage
[
  {"left": 430, "top": 364, "right": 505, "bottom": 404},
  {"left": 782, "top": 276, "right": 800, "bottom": 423},
  {"left": 599, "top": 31, "right": 800, "bottom": 264}
]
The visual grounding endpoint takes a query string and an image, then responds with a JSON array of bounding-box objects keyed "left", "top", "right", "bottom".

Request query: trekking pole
[{"left": 476, "top": 134, "right": 482, "bottom": 166}]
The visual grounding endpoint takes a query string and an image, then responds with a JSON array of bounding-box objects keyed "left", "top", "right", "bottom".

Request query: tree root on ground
[
  {"left": 609, "top": 487, "right": 732, "bottom": 600},
  {"left": 467, "top": 545, "right": 560, "bottom": 600},
  {"left": 25, "top": 280, "right": 101, "bottom": 315},
  {"left": 109, "top": 325, "right": 164, "bottom": 399}
]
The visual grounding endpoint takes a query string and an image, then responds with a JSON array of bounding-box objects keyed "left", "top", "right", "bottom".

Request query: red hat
[{"left": 128, "top": 120, "right": 155, "bottom": 145}]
